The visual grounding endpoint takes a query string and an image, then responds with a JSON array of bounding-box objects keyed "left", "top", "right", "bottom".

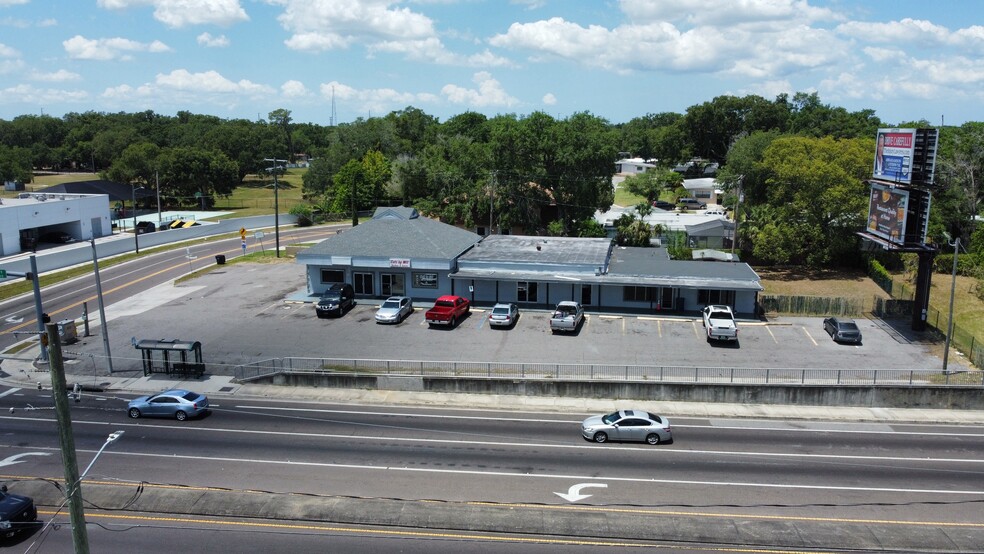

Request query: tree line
[{"left": 1, "top": 93, "right": 981, "bottom": 272}]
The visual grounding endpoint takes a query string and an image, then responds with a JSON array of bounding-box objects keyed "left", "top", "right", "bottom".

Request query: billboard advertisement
[
  {"left": 866, "top": 183, "right": 909, "bottom": 245},
  {"left": 873, "top": 128, "right": 916, "bottom": 184}
]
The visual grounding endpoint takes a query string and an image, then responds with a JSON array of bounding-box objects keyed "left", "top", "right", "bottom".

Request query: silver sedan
[
  {"left": 127, "top": 389, "right": 210, "bottom": 421},
  {"left": 581, "top": 409, "right": 672, "bottom": 445},
  {"left": 488, "top": 303, "right": 519, "bottom": 328},
  {"left": 375, "top": 296, "right": 414, "bottom": 324}
]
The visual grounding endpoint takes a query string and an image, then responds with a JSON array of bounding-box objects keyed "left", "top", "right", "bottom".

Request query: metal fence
[{"left": 234, "top": 357, "right": 984, "bottom": 387}]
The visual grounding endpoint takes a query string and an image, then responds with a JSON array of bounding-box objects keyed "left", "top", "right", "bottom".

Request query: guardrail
[{"left": 234, "top": 357, "right": 984, "bottom": 387}]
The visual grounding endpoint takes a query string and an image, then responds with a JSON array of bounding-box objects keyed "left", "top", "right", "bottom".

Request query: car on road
[
  {"left": 702, "top": 304, "right": 738, "bottom": 342},
  {"left": 823, "top": 317, "right": 862, "bottom": 344},
  {"left": 488, "top": 303, "right": 519, "bottom": 328},
  {"left": 550, "top": 301, "right": 584, "bottom": 333},
  {"left": 425, "top": 295, "right": 470, "bottom": 328},
  {"left": 375, "top": 296, "right": 414, "bottom": 324},
  {"left": 581, "top": 409, "right": 672, "bottom": 445},
  {"left": 315, "top": 283, "right": 355, "bottom": 318},
  {"left": 127, "top": 389, "right": 210, "bottom": 421},
  {"left": 0, "top": 485, "right": 37, "bottom": 538}
]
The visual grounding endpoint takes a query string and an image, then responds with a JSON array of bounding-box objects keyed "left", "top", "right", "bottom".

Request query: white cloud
[
  {"left": 278, "top": 0, "right": 434, "bottom": 52},
  {"left": 0, "top": 0, "right": 29, "bottom": 6},
  {"left": 619, "top": 0, "right": 839, "bottom": 28},
  {"left": 30, "top": 69, "right": 82, "bottom": 82},
  {"left": 0, "top": 84, "right": 89, "bottom": 105},
  {"left": 441, "top": 72, "right": 518, "bottom": 108},
  {"left": 542, "top": 92, "right": 556, "bottom": 105},
  {"left": 97, "top": 0, "right": 248, "bottom": 28},
  {"left": 0, "top": 58, "right": 25, "bottom": 75},
  {"left": 63, "top": 35, "right": 171, "bottom": 61},
  {"left": 155, "top": 69, "right": 274, "bottom": 95},
  {"left": 281, "top": 80, "right": 309, "bottom": 98},
  {"left": 197, "top": 32, "right": 230, "bottom": 48},
  {"left": 318, "top": 80, "right": 439, "bottom": 116},
  {"left": 0, "top": 42, "right": 19, "bottom": 57}
]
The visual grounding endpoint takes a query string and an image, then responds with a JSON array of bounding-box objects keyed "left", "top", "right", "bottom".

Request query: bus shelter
[{"left": 134, "top": 339, "right": 205, "bottom": 377}]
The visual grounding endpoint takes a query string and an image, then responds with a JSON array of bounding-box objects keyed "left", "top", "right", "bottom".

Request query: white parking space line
[
  {"left": 766, "top": 326, "right": 778, "bottom": 344},
  {"left": 802, "top": 326, "right": 819, "bottom": 346},
  {"left": 692, "top": 320, "right": 701, "bottom": 339}
]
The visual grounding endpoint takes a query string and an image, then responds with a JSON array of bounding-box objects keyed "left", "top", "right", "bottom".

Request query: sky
[{"left": 0, "top": 0, "right": 981, "bottom": 127}]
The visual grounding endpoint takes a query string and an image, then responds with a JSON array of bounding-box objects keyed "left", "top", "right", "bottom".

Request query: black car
[
  {"left": 38, "top": 231, "right": 75, "bottom": 244},
  {"left": 652, "top": 200, "right": 676, "bottom": 211},
  {"left": 823, "top": 317, "right": 862, "bottom": 344},
  {"left": 315, "top": 283, "right": 355, "bottom": 317},
  {"left": 0, "top": 485, "right": 37, "bottom": 538}
]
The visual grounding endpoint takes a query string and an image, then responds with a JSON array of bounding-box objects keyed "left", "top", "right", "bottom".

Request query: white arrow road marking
[
  {"left": 554, "top": 482, "right": 607, "bottom": 502},
  {"left": 0, "top": 452, "right": 51, "bottom": 468},
  {"left": 4, "top": 316, "right": 24, "bottom": 324}
]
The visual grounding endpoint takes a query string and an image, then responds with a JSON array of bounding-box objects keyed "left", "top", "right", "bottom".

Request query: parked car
[
  {"left": 38, "top": 231, "right": 75, "bottom": 244},
  {"left": 425, "top": 295, "right": 470, "bottom": 328},
  {"left": 823, "top": 317, "right": 862, "bottom": 344},
  {"left": 703, "top": 209, "right": 727, "bottom": 218},
  {"left": 677, "top": 197, "right": 707, "bottom": 210},
  {"left": 315, "top": 283, "right": 355, "bottom": 318},
  {"left": 580, "top": 409, "right": 672, "bottom": 445},
  {"left": 0, "top": 485, "right": 37, "bottom": 538},
  {"left": 550, "top": 301, "right": 584, "bottom": 333},
  {"left": 127, "top": 389, "right": 210, "bottom": 421},
  {"left": 702, "top": 304, "right": 738, "bottom": 342},
  {"left": 488, "top": 303, "right": 519, "bottom": 328},
  {"left": 652, "top": 200, "right": 676, "bottom": 211},
  {"left": 375, "top": 296, "right": 413, "bottom": 324}
]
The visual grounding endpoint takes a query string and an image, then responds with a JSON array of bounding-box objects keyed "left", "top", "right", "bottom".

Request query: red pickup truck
[{"left": 425, "top": 295, "right": 470, "bottom": 328}]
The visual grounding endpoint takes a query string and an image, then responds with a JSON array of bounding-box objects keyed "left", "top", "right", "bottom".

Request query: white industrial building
[{"left": 0, "top": 192, "right": 112, "bottom": 256}]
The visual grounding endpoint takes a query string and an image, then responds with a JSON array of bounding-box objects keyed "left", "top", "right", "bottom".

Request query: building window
[
  {"left": 698, "top": 289, "right": 735, "bottom": 306},
  {"left": 623, "top": 286, "right": 657, "bottom": 302},
  {"left": 353, "top": 272, "right": 373, "bottom": 296},
  {"left": 517, "top": 281, "right": 538, "bottom": 303},
  {"left": 320, "top": 269, "right": 345, "bottom": 284},
  {"left": 381, "top": 273, "right": 406, "bottom": 296},
  {"left": 413, "top": 272, "right": 438, "bottom": 289}
]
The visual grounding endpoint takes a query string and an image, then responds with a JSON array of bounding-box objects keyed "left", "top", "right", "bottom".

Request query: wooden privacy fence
[{"left": 758, "top": 295, "right": 865, "bottom": 317}]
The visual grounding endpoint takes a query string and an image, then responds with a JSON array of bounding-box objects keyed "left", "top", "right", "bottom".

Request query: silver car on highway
[
  {"left": 581, "top": 409, "right": 671, "bottom": 445},
  {"left": 127, "top": 389, "right": 210, "bottom": 421}
]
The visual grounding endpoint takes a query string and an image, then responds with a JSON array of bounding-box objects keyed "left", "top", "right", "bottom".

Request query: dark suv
[
  {"left": 0, "top": 485, "right": 37, "bottom": 538},
  {"left": 315, "top": 283, "right": 355, "bottom": 317}
]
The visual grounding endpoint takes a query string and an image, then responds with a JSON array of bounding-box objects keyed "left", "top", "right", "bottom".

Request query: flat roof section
[{"left": 462, "top": 235, "right": 611, "bottom": 266}]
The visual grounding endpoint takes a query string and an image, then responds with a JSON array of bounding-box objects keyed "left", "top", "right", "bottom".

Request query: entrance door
[
  {"left": 353, "top": 272, "right": 374, "bottom": 295},
  {"left": 580, "top": 284, "right": 592, "bottom": 306},
  {"left": 517, "top": 281, "right": 538, "bottom": 303},
  {"left": 381, "top": 273, "right": 405, "bottom": 296}
]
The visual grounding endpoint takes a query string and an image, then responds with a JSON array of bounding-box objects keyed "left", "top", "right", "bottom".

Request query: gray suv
[{"left": 677, "top": 197, "right": 707, "bottom": 210}]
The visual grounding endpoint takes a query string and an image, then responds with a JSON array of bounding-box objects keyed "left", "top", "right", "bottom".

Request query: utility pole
[
  {"left": 46, "top": 321, "right": 90, "bottom": 554},
  {"left": 90, "top": 239, "right": 113, "bottom": 373},
  {"left": 30, "top": 255, "right": 48, "bottom": 362},
  {"left": 943, "top": 236, "right": 960, "bottom": 372},
  {"left": 489, "top": 171, "right": 495, "bottom": 236},
  {"left": 131, "top": 184, "right": 139, "bottom": 254},
  {"left": 264, "top": 158, "right": 288, "bottom": 258}
]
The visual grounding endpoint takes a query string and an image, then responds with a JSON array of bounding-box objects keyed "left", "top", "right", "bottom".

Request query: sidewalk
[{"left": 4, "top": 344, "right": 984, "bottom": 425}]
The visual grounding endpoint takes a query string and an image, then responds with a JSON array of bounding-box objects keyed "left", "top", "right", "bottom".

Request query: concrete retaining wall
[{"left": 250, "top": 373, "right": 984, "bottom": 410}]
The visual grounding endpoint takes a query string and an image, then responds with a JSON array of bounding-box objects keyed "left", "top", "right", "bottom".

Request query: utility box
[{"left": 56, "top": 319, "right": 78, "bottom": 344}]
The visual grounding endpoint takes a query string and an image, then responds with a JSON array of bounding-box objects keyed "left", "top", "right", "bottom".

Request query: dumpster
[
  {"left": 215, "top": 254, "right": 226, "bottom": 265},
  {"left": 56, "top": 319, "right": 78, "bottom": 344}
]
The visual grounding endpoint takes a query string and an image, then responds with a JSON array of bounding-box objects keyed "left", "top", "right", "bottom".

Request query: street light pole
[
  {"left": 131, "top": 184, "right": 139, "bottom": 254},
  {"left": 943, "top": 236, "right": 960, "bottom": 372},
  {"left": 264, "top": 158, "right": 287, "bottom": 258}
]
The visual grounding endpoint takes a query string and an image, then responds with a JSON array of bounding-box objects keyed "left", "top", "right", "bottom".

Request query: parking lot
[{"left": 66, "top": 262, "right": 967, "bottom": 377}]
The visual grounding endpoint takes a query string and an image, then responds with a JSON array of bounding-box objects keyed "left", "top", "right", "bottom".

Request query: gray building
[
  {"left": 298, "top": 208, "right": 762, "bottom": 316},
  {"left": 296, "top": 207, "right": 481, "bottom": 300}
]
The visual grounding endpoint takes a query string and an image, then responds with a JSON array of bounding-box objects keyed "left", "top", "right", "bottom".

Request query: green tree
[
  {"left": 105, "top": 142, "right": 161, "bottom": 187},
  {"left": 621, "top": 168, "right": 682, "bottom": 204},
  {"left": 158, "top": 147, "right": 239, "bottom": 206},
  {"left": 0, "top": 145, "right": 32, "bottom": 184},
  {"left": 268, "top": 108, "right": 294, "bottom": 161},
  {"left": 754, "top": 135, "right": 870, "bottom": 266}
]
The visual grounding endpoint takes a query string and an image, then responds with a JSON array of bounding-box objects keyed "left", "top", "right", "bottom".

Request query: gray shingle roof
[{"left": 298, "top": 212, "right": 481, "bottom": 260}]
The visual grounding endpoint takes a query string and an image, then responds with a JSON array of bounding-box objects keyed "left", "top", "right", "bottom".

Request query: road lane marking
[
  {"left": 6, "top": 415, "right": 983, "bottom": 465},
  {"left": 0, "top": 387, "right": 21, "bottom": 398},
  {"left": 12, "top": 446, "right": 984, "bottom": 496}
]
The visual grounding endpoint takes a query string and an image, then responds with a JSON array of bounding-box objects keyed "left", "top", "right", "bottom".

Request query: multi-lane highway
[
  {"left": 0, "top": 225, "right": 343, "bottom": 353},
  {"left": 2, "top": 387, "right": 983, "bottom": 551}
]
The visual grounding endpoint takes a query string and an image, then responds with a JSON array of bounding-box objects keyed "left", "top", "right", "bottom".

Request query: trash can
[
  {"left": 56, "top": 319, "right": 78, "bottom": 344},
  {"left": 215, "top": 254, "right": 226, "bottom": 265}
]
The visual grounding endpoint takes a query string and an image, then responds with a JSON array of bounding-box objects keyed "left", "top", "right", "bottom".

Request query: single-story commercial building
[
  {"left": 298, "top": 208, "right": 762, "bottom": 316},
  {"left": 0, "top": 192, "right": 112, "bottom": 256},
  {"left": 296, "top": 207, "right": 481, "bottom": 300}
]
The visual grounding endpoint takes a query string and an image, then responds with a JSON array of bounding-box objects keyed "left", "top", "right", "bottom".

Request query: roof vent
[{"left": 536, "top": 245, "right": 541, "bottom": 251}]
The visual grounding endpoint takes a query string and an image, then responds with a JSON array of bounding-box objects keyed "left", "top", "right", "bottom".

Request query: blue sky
[{"left": 0, "top": 0, "right": 980, "bottom": 126}]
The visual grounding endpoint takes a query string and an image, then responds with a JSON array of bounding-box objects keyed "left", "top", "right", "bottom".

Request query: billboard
[
  {"left": 873, "top": 128, "right": 916, "bottom": 184},
  {"left": 866, "top": 183, "right": 909, "bottom": 245}
]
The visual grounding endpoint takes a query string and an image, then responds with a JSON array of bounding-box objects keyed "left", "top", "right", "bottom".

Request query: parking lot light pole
[{"left": 131, "top": 184, "right": 139, "bottom": 254}]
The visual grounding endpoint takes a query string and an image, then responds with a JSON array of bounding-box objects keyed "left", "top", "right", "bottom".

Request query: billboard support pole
[{"left": 912, "top": 249, "right": 935, "bottom": 332}]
